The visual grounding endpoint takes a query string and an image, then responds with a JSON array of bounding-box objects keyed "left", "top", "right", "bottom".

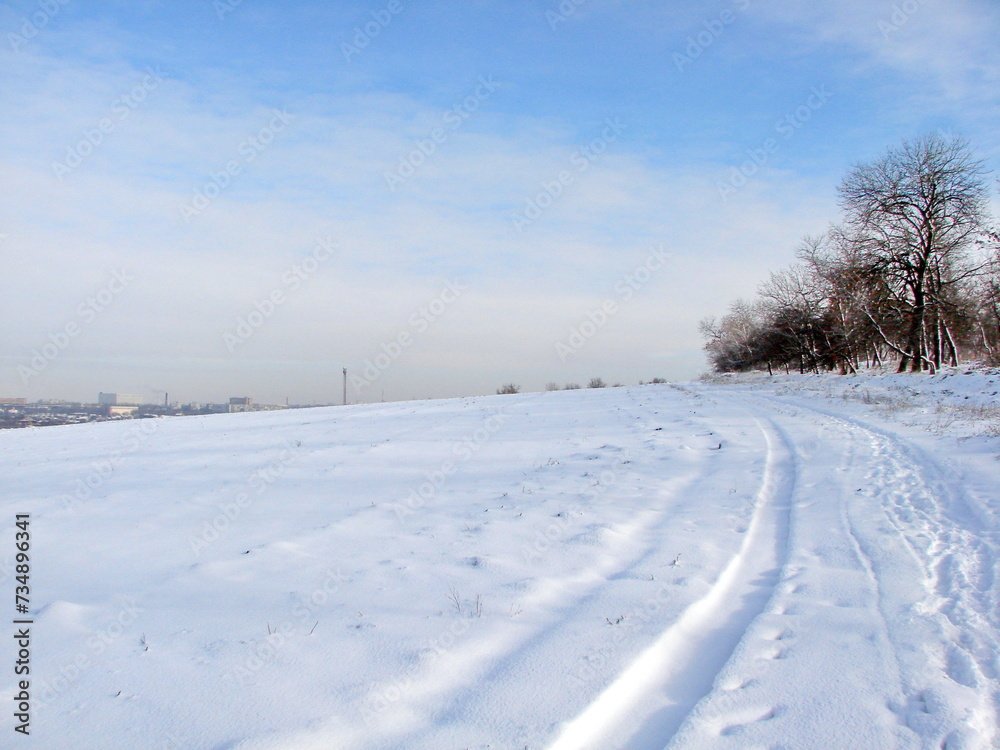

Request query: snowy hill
[{"left": 2, "top": 376, "right": 998, "bottom": 749}]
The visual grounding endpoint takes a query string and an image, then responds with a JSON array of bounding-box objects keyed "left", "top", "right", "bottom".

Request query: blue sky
[{"left": 1, "top": 0, "right": 998, "bottom": 404}]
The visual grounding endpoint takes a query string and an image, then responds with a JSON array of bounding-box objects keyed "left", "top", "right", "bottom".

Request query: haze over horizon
[{"left": 1, "top": 0, "right": 998, "bottom": 404}]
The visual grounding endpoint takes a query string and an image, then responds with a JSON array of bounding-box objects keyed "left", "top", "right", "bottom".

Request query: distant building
[
  {"left": 229, "top": 396, "right": 253, "bottom": 413},
  {"left": 0, "top": 398, "right": 26, "bottom": 405},
  {"left": 98, "top": 393, "right": 143, "bottom": 406}
]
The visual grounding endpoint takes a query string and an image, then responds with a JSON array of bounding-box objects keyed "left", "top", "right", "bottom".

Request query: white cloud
[
  {"left": 3, "top": 2, "right": 994, "bottom": 402},
  {"left": 750, "top": 0, "right": 1000, "bottom": 111}
]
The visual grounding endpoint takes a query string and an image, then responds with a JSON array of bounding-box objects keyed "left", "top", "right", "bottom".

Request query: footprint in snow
[
  {"left": 719, "top": 706, "right": 780, "bottom": 736},
  {"left": 762, "top": 627, "right": 794, "bottom": 642},
  {"left": 720, "top": 676, "right": 757, "bottom": 692},
  {"left": 762, "top": 645, "right": 790, "bottom": 660}
]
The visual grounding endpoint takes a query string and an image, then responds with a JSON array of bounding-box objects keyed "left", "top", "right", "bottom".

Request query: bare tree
[
  {"left": 974, "top": 229, "right": 1000, "bottom": 362},
  {"left": 800, "top": 230, "right": 896, "bottom": 370},
  {"left": 699, "top": 298, "right": 770, "bottom": 372},
  {"left": 702, "top": 136, "right": 997, "bottom": 375},
  {"left": 758, "top": 263, "right": 838, "bottom": 372},
  {"left": 838, "top": 134, "right": 991, "bottom": 371}
]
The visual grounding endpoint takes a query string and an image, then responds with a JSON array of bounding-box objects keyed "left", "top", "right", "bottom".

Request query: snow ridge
[{"left": 546, "top": 411, "right": 794, "bottom": 750}]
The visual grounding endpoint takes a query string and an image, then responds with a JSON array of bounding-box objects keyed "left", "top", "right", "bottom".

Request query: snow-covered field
[{"left": 2, "top": 371, "right": 999, "bottom": 749}]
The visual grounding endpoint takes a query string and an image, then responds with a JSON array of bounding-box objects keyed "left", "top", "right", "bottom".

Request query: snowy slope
[{"left": 1, "top": 377, "right": 998, "bottom": 749}]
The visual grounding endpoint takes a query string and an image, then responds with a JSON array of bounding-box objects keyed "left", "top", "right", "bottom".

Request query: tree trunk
[
  {"left": 930, "top": 308, "right": 941, "bottom": 369},
  {"left": 903, "top": 287, "right": 926, "bottom": 372},
  {"left": 942, "top": 322, "right": 959, "bottom": 366}
]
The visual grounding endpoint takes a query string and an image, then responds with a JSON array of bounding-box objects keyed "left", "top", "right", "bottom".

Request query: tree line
[{"left": 701, "top": 133, "right": 1000, "bottom": 374}]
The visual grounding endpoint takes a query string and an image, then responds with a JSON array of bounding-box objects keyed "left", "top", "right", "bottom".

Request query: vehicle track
[
  {"left": 738, "top": 390, "right": 1000, "bottom": 748},
  {"left": 234, "top": 389, "right": 725, "bottom": 750},
  {"left": 544, "top": 407, "right": 795, "bottom": 750}
]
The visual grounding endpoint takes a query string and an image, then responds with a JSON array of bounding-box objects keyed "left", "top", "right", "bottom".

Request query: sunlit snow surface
[{"left": 2, "top": 370, "right": 999, "bottom": 749}]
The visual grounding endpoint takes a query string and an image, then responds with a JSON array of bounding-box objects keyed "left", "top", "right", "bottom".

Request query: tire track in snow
[
  {"left": 745, "top": 391, "right": 1000, "bottom": 747},
  {"left": 654, "top": 389, "right": 920, "bottom": 749},
  {"left": 376, "top": 389, "right": 770, "bottom": 749},
  {"left": 235, "top": 390, "right": 720, "bottom": 750},
  {"left": 544, "top": 411, "right": 794, "bottom": 750},
  {"left": 361, "top": 394, "right": 717, "bottom": 749}
]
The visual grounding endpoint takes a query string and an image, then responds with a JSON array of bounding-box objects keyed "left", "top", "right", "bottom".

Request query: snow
[{"left": 2, "top": 372, "right": 998, "bottom": 749}]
